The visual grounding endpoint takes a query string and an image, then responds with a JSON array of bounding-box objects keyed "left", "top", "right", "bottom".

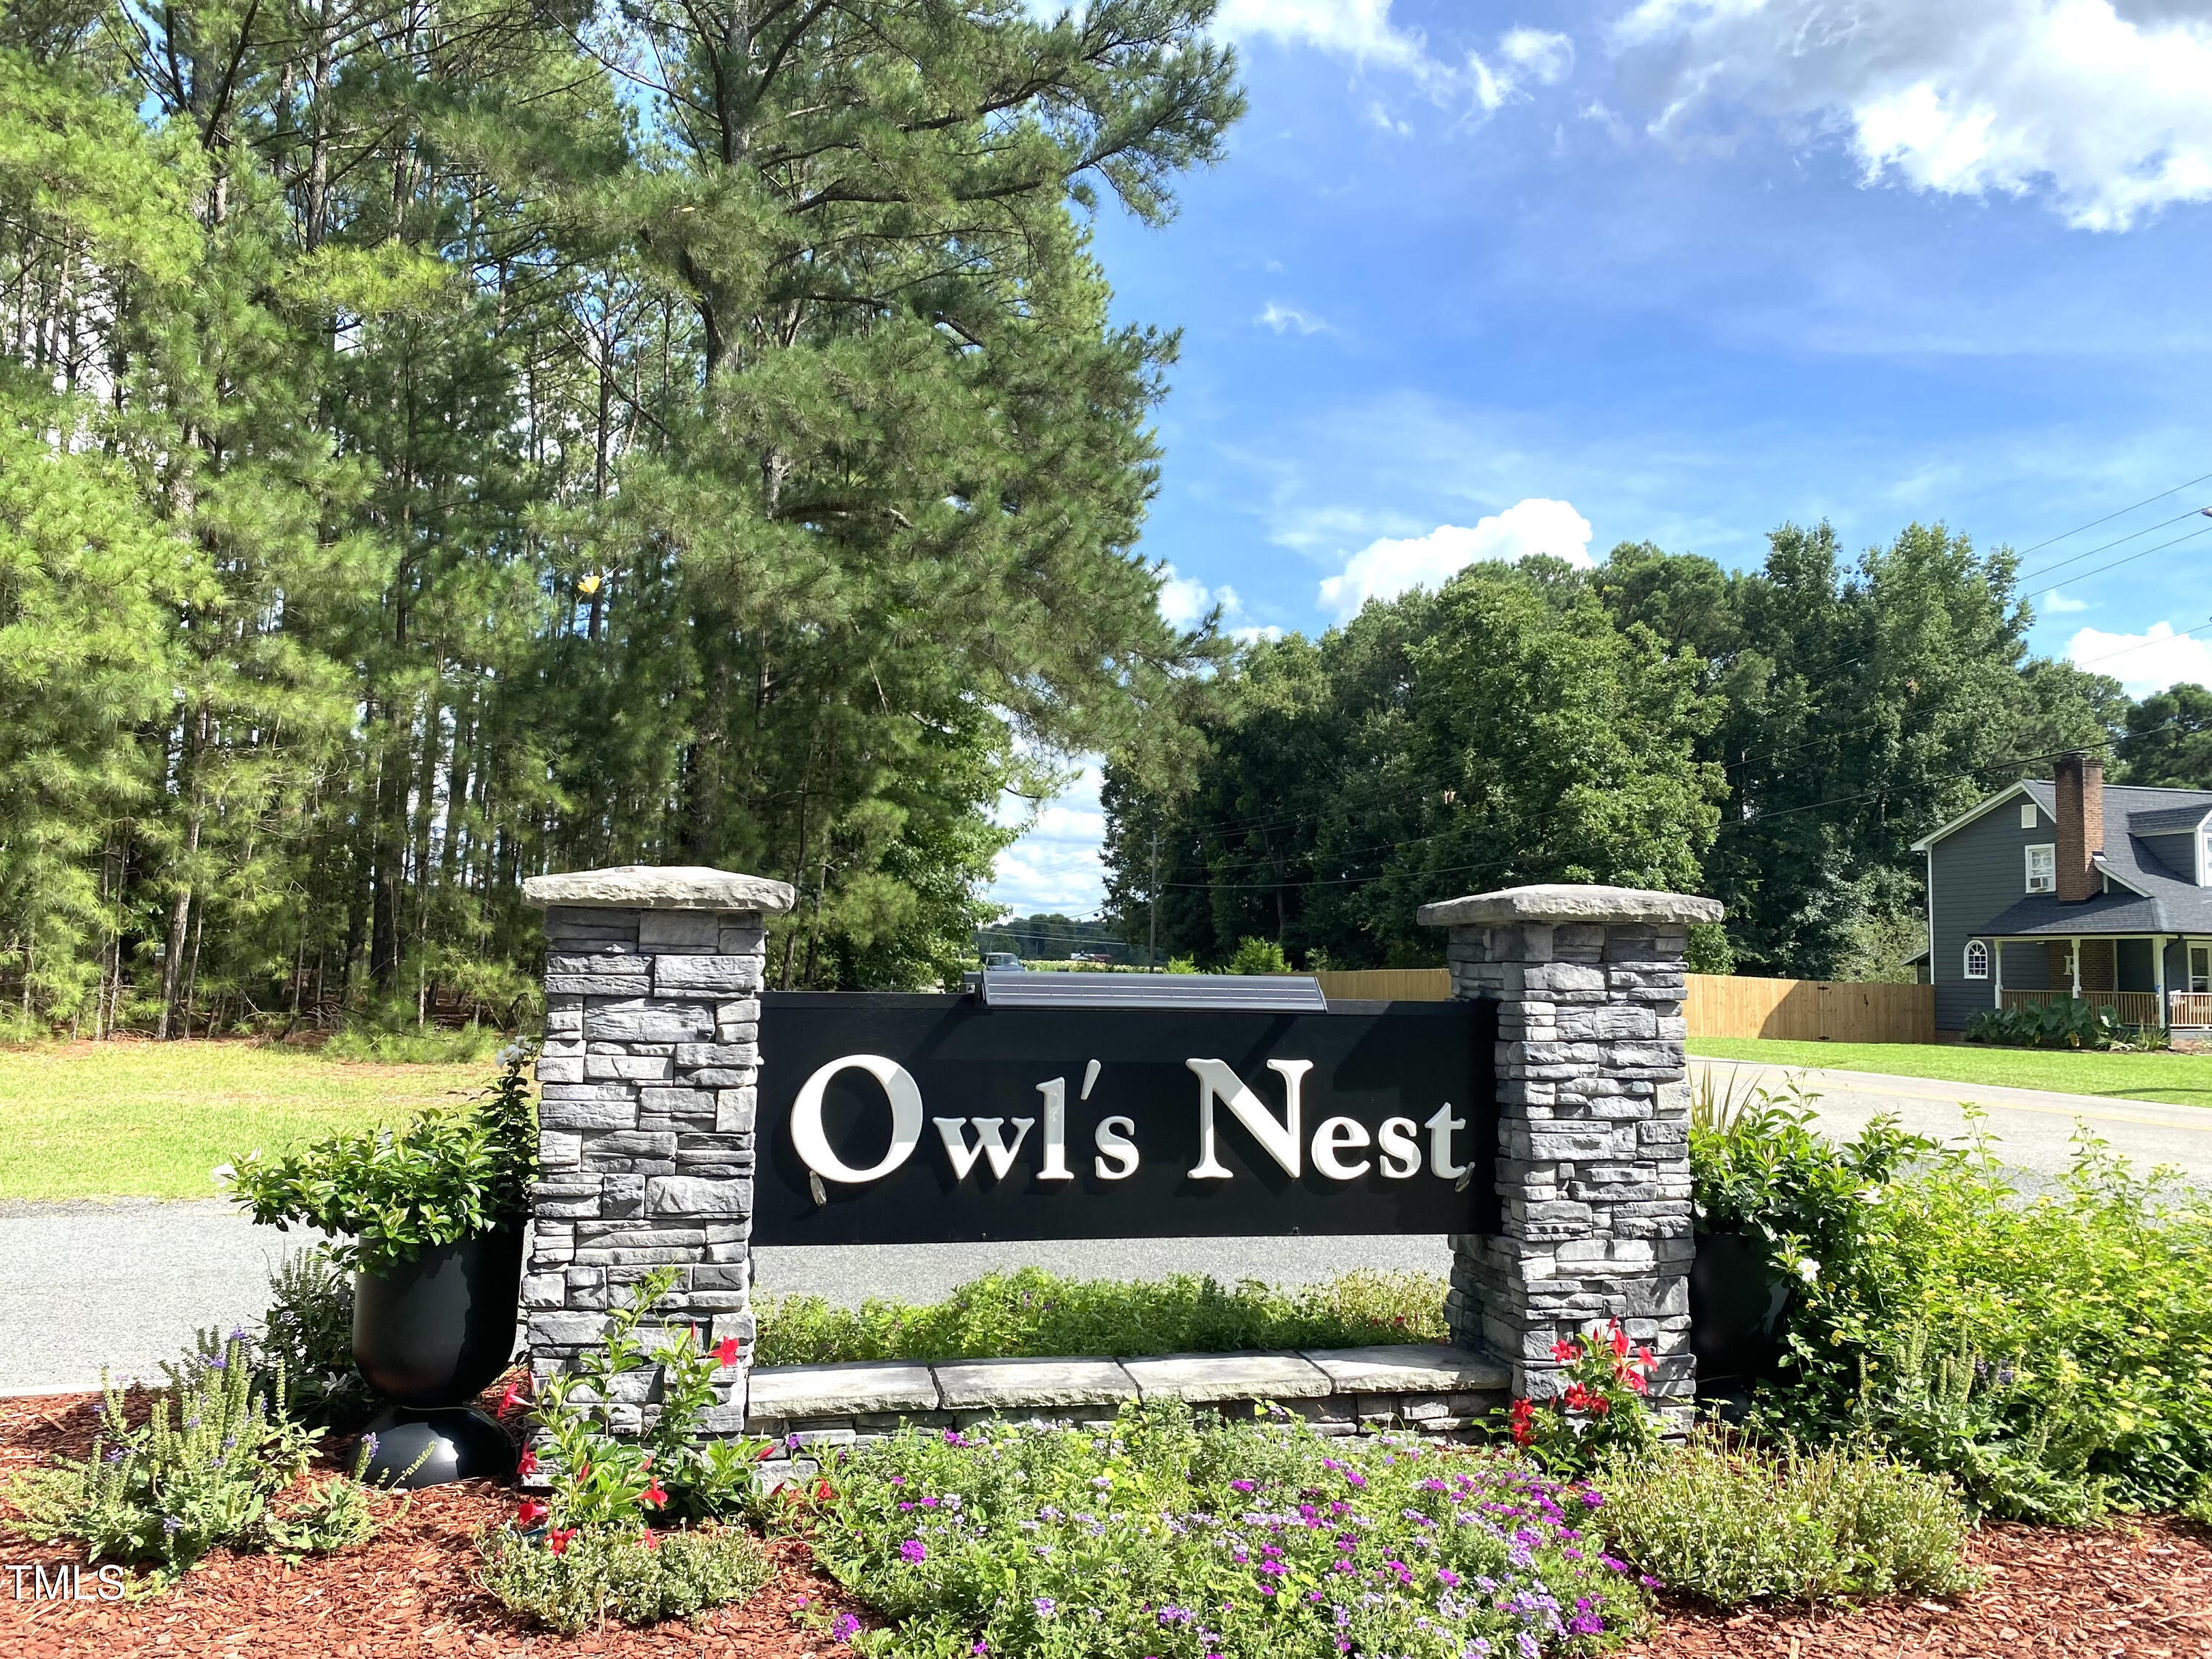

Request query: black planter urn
[
  {"left": 352, "top": 1225, "right": 524, "bottom": 1488},
  {"left": 1689, "top": 1226, "right": 1792, "bottom": 1388}
]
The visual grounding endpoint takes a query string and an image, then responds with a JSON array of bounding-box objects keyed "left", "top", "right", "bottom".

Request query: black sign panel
[{"left": 753, "top": 993, "right": 1497, "bottom": 1245}]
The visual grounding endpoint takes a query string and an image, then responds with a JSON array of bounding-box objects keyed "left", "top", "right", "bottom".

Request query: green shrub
[
  {"left": 257, "top": 1248, "right": 380, "bottom": 1428},
  {"left": 811, "top": 1401, "right": 1650, "bottom": 1657},
  {"left": 4, "top": 1337, "right": 382, "bottom": 1586},
  {"left": 753, "top": 1267, "right": 1447, "bottom": 1366},
  {"left": 1226, "top": 936, "right": 1291, "bottom": 975},
  {"left": 324, "top": 1021, "right": 512, "bottom": 1064},
  {"left": 1961, "top": 997, "right": 2159, "bottom": 1050},
  {"left": 1596, "top": 1433, "right": 1975, "bottom": 1607},
  {"left": 476, "top": 1522, "right": 771, "bottom": 1634},
  {"left": 221, "top": 1044, "right": 538, "bottom": 1272},
  {"left": 1744, "top": 1116, "right": 2212, "bottom": 1517}
]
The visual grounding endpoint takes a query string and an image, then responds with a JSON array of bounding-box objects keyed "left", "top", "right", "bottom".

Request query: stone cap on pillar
[
  {"left": 522, "top": 864, "right": 797, "bottom": 914},
  {"left": 1416, "top": 883, "right": 1722, "bottom": 928}
]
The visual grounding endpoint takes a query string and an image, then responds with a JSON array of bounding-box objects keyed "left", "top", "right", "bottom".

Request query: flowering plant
[
  {"left": 512, "top": 1265, "right": 775, "bottom": 1538},
  {"left": 810, "top": 1398, "right": 1649, "bottom": 1657},
  {"left": 1499, "top": 1322, "right": 1663, "bottom": 1478}
]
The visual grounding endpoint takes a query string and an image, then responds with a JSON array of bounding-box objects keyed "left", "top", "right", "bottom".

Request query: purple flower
[
  {"left": 1230, "top": 1480, "right": 1256, "bottom": 1492},
  {"left": 787, "top": 1433, "right": 803, "bottom": 1450},
  {"left": 104, "top": 1447, "right": 125, "bottom": 1464},
  {"left": 830, "top": 1613, "right": 861, "bottom": 1643},
  {"left": 1438, "top": 1568, "right": 1461, "bottom": 1587},
  {"left": 899, "top": 1539, "right": 928, "bottom": 1564},
  {"left": 1033, "top": 1597, "right": 1057, "bottom": 1617},
  {"left": 162, "top": 1516, "right": 183, "bottom": 1534}
]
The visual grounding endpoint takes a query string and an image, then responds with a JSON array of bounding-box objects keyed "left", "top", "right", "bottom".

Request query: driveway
[{"left": 1689, "top": 1057, "right": 2212, "bottom": 1189}]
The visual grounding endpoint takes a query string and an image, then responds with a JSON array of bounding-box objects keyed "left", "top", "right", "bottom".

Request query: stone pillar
[
  {"left": 520, "top": 866, "right": 796, "bottom": 1434},
  {"left": 1418, "top": 883, "right": 1719, "bottom": 1423}
]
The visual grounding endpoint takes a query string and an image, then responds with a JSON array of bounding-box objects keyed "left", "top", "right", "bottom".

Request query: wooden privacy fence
[
  {"left": 1684, "top": 974, "right": 1933, "bottom": 1044},
  {"left": 1310, "top": 968, "right": 1934, "bottom": 1044}
]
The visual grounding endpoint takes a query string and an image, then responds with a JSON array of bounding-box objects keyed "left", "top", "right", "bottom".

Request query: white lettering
[
  {"left": 1377, "top": 1116, "right": 1421, "bottom": 1178},
  {"left": 97, "top": 1565, "right": 125, "bottom": 1601},
  {"left": 790, "top": 1054, "right": 925, "bottom": 1184},
  {"left": 1093, "top": 1115, "right": 1139, "bottom": 1180},
  {"left": 1185, "top": 1057, "right": 1312, "bottom": 1179},
  {"left": 1311, "top": 1116, "right": 1371, "bottom": 1180},
  {"left": 933, "top": 1116, "right": 1034, "bottom": 1182},
  {"left": 1425, "top": 1101, "right": 1467, "bottom": 1179},
  {"left": 1080, "top": 1058, "right": 1102, "bottom": 1099},
  {"left": 1034, "top": 1079, "right": 1073, "bottom": 1180}
]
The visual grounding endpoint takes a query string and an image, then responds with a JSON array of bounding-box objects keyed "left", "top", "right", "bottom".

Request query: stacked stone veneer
[
  {"left": 520, "top": 866, "right": 796, "bottom": 1434},
  {"left": 1419, "top": 884, "right": 1720, "bottom": 1426}
]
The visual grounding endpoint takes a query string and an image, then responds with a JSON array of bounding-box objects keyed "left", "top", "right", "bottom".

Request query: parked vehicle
[{"left": 983, "top": 953, "right": 1026, "bottom": 970}]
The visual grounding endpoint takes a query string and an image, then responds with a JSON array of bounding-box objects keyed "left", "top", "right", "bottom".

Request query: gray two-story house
[{"left": 1915, "top": 751, "right": 2212, "bottom": 1033}]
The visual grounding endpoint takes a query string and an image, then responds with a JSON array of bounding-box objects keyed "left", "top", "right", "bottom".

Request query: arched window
[{"left": 1964, "top": 939, "right": 1990, "bottom": 981}]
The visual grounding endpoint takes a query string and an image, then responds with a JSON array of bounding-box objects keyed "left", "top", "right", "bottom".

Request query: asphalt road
[
  {"left": 1689, "top": 1058, "right": 2212, "bottom": 1189},
  {"left": 0, "top": 1202, "right": 1452, "bottom": 1395},
  {"left": 4, "top": 1061, "right": 2204, "bottom": 1394}
]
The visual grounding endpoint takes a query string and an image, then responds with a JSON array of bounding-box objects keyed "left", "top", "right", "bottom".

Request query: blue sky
[{"left": 985, "top": 0, "right": 2212, "bottom": 917}]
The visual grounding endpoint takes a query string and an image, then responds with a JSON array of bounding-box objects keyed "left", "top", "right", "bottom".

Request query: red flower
[
  {"left": 639, "top": 1529, "right": 661, "bottom": 1551},
  {"left": 639, "top": 1478, "right": 667, "bottom": 1509},
  {"left": 1591, "top": 1396, "right": 1612, "bottom": 1415},
  {"left": 1636, "top": 1345, "right": 1657, "bottom": 1371},
  {"left": 1609, "top": 1323, "right": 1630, "bottom": 1358},
  {"left": 1508, "top": 1398, "right": 1536, "bottom": 1447},
  {"left": 516, "top": 1498, "right": 548, "bottom": 1528},
  {"left": 1549, "top": 1338, "right": 1578, "bottom": 1363},
  {"left": 497, "top": 1377, "right": 529, "bottom": 1419},
  {"left": 516, "top": 1448, "right": 538, "bottom": 1478},
  {"left": 754, "top": 1441, "right": 776, "bottom": 1461},
  {"left": 716, "top": 1337, "right": 741, "bottom": 1368},
  {"left": 576, "top": 1461, "right": 591, "bottom": 1484},
  {"left": 547, "top": 1527, "right": 577, "bottom": 1555},
  {"left": 1625, "top": 1370, "right": 1649, "bottom": 1395},
  {"left": 814, "top": 1479, "right": 833, "bottom": 1502},
  {"left": 1562, "top": 1382, "right": 1593, "bottom": 1413}
]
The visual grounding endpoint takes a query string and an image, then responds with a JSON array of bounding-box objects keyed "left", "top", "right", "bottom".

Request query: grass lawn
[
  {"left": 0, "top": 1040, "right": 494, "bottom": 1201},
  {"left": 1688, "top": 1037, "right": 2212, "bottom": 1107}
]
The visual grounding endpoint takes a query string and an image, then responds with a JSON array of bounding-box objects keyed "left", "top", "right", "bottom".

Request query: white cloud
[
  {"left": 2067, "top": 620, "right": 2212, "bottom": 696},
  {"left": 1316, "top": 498, "right": 1595, "bottom": 622},
  {"left": 1214, "top": 4, "right": 1576, "bottom": 119},
  {"left": 1212, "top": 0, "right": 1429, "bottom": 69},
  {"left": 1256, "top": 301, "right": 1328, "bottom": 334},
  {"left": 1155, "top": 562, "right": 1284, "bottom": 642},
  {"left": 988, "top": 764, "right": 1108, "bottom": 914},
  {"left": 2042, "top": 587, "right": 2090, "bottom": 613},
  {"left": 1613, "top": 0, "right": 2212, "bottom": 230}
]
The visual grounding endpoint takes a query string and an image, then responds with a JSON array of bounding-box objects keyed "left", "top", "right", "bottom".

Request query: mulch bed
[{"left": 4, "top": 1388, "right": 2208, "bottom": 1656}]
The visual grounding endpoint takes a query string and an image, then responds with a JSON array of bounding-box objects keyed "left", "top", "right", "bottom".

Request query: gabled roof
[{"left": 1926, "top": 779, "right": 2212, "bottom": 937}]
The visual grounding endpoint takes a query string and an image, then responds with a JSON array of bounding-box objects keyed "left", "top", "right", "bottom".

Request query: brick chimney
[{"left": 2053, "top": 751, "right": 2104, "bottom": 902}]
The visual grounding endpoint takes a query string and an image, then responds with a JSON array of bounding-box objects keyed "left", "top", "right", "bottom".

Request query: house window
[
  {"left": 2193, "top": 945, "right": 2211, "bottom": 994},
  {"left": 2020, "top": 803, "right": 2037, "bottom": 830},
  {"left": 1964, "top": 939, "right": 1990, "bottom": 980},
  {"left": 2025, "top": 844, "right": 2056, "bottom": 894}
]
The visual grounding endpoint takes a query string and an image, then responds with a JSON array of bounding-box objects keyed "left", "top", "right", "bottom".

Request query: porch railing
[
  {"left": 2169, "top": 992, "right": 2212, "bottom": 1029},
  {"left": 1999, "top": 987, "right": 2166, "bottom": 1027}
]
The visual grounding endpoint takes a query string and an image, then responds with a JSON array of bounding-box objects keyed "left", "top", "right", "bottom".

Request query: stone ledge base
[{"left": 745, "top": 1343, "right": 1509, "bottom": 1488}]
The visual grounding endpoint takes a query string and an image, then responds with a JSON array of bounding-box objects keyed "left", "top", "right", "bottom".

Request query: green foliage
[
  {"left": 4, "top": 1338, "right": 381, "bottom": 1586},
  {"left": 1963, "top": 996, "right": 2152, "bottom": 1051},
  {"left": 1596, "top": 1433, "right": 1975, "bottom": 1607},
  {"left": 222, "top": 1047, "right": 538, "bottom": 1272},
  {"left": 752, "top": 1267, "right": 1447, "bottom": 1366},
  {"left": 524, "top": 1265, "right": 774, "bottom": 1529},
  {"left": 812, "top": 1402, "right": 1649, "bottom": 1657},
  {"left": 1105, "top": 563, "right": 1725, "bottom": 969},
  {"left": 1690, "top": 1083, "right": 1931, "bottom": 1285},
  {"left": 1501, "top": 1322, "right": 1663, "bottom": 1478},
  {"left": 323, "top": 1021, "right": 512, "bottom": 1065},
  {"left": 2118, "top": 682, "right": 2212, "bottom": 787},
  {"left": 475, "top": 1521, "right": 772, "bottom": 1635},
  {"left": 257, "top": 1248, "right": 380, "bottom": 1430},
  {"left": 1683, "top": 923, "right": 1734, "bottom": 975},
  {"left": 1226, "top": 935, "right": 1290, "bottom": 975},
  {"left": 1733, "top": 1112, "right": 2212, "bottom": 1517}
]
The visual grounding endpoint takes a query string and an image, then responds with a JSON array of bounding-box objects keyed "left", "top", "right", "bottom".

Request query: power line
[
  {"left": 2017, "top": 504, "right": 2212, "bottom": 586},
  {"left": 2014, "top": 469, "right": 2212, "bottom": 558}
]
